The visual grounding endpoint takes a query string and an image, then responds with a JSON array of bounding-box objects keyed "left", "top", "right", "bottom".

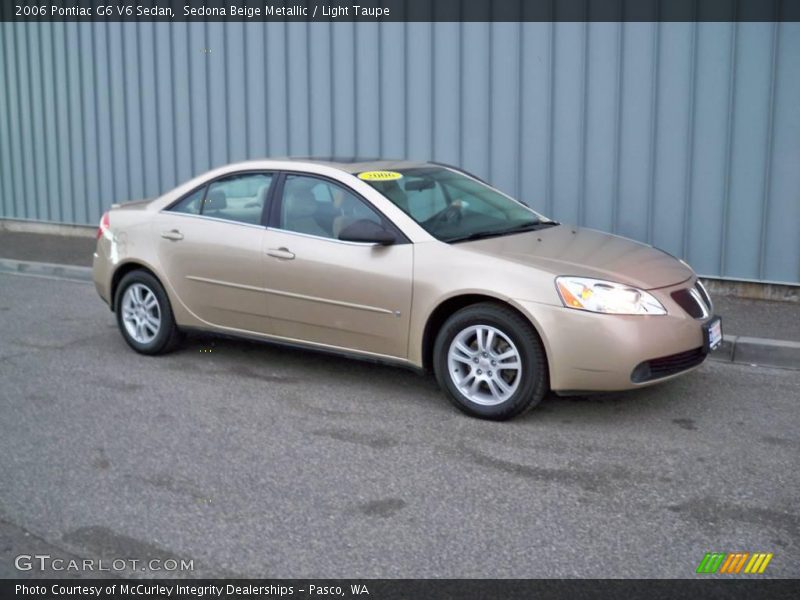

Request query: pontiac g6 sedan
[{"left": 93, "top": 158, "right": 722, "bottom": 420}]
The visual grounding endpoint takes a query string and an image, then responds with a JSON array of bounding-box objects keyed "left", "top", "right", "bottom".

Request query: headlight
[{"left": 555, "top": 276, "right": 666, "bottom": 315}]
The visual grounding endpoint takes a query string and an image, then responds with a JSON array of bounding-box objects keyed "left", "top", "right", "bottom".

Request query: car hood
[{"left": 460, "top": 225, "right": 693, "bottom": 290}]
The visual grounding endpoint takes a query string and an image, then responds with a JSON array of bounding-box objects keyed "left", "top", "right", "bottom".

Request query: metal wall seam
[
  {"left": 758, "top": 21, "right": 780, "bottom": 280},
  {"left": 329, "top": 21, "right": 336, "bottom": 156},
  {"left": 486, "top": 21, "right": 492, "bottom": 180},
  {"left": 719, "top": 20, "right": 739, "bottom": 279},
  {"left": 577, "top": 20, "right": 589, "bottom": 226},
  {"left": 681, "top": 20, "right": 698, "bottom": 261},
  {"left": 645, "top": 21, "right": 660, "bottom": 245},
  {"left": 611, "top": 21, "right": 624, "bottom": 234},
  {"left": 15, "top": 24, "right": 32, "bottom": 219},
  {"left": 545, "top": 21, "right": 555, "bottom": 218},
  {"left": 515, "top": 19, "right": 524, "bottom": 199},
  {"left": 29, "top": 24, "right": 47, "bottom": 220},
  {"left": 0, "top": 25, "right": 10, "bottom": 220},
  {"left": 120, "top": 23, "right": 132, "bottom": 199},
  {"left": 43, "top": 22, "right": 58, "bottom": 221},
  {"left": 90, "top": 24, "right": 101, "bottom": 222}
]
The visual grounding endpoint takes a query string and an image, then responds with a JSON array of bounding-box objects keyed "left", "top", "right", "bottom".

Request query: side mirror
[{"left": 338, "top": 219, "right": 396, "bottom": 245}]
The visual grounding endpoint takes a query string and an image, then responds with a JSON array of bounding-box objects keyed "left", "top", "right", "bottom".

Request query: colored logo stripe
[
  {"left": 696, "top": 553, "right": 726, "bottom": 573},
  {"left": 744, "top": 553, "right": 773, "bottom": 574},
  {"left": 719, "top": 553, "right": 749, "bottom": 574},
  {"left": 696, "top": 552, "right": 773, "bottom": 574}
]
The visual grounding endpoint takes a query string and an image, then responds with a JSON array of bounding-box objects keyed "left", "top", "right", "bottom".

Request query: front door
[{"left": 262, "top": 173, "right": 413, "bottom": 359}]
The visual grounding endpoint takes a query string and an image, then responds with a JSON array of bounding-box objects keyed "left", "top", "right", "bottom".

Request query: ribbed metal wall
[{"left": 1, "top": 22, "right": 799, "bottom": 283}]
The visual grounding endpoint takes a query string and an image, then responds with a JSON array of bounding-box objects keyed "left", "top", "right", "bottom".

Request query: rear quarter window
[{"left": 169, "top": 188, "right": 204, "bottom": 215}]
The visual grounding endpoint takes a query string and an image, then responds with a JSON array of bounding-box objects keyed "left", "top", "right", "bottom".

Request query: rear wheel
[
  {"left": 433, "top": 303, "right": 548, "bottom": 420},
  {"left": 114, "top": 270, "right": 182, "bottom": 355}
]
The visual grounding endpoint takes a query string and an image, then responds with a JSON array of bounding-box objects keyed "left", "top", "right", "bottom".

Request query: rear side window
[
  {"left": 204, "top": 173, "right": 273, "bottom": 225},
  {"left": 167, "top": 173, "right": 273, "bottom": 225}
]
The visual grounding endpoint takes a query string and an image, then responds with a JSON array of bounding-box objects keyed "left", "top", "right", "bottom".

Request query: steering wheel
[{"left": 425, "top": 201, "right": 464, "bottom": 231}]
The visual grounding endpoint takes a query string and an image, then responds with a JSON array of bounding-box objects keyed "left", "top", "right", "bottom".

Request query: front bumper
[{"left": 516, "top": 278, "right": 716, "bottom": 393}]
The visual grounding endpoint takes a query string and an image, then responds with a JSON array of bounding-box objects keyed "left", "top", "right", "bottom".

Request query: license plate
[{"left": 704, "top": 316, "right": 723, "bottom": 352}]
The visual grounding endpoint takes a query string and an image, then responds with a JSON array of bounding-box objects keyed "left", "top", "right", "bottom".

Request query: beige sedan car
[{"left": 93, "top": 158, "right": 722, "bottom": 420}]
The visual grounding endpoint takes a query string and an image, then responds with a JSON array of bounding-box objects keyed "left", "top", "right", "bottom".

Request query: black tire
[
  {"left": 433, "top": 302, "right": 548, "bottom": 420},
  {"left": 114, "top": 270, "right": 182, "bottom": 355}
]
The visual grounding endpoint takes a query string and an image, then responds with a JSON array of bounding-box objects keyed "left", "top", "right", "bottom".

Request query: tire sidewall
[
  {"left": 434, "top": 306, "right": 546, "bottom": 420},
  {"left": 114, "top": 271, "right": 176, "bottom": 354}
]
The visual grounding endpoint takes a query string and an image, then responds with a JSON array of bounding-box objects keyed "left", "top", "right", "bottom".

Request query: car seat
[
  {"left": 203, "top": 189, "right": 227, "bottom": 218},
  {"left": 283, "top": 190, "right": 329, "bottom": 238}
]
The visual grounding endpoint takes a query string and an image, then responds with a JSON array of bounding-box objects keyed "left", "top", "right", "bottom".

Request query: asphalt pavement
[
  {"left": 0, "top": 231, "right": 95, "bottom": 268},
  {"left": 1, "top": 272, "right": 798, "bottom": 578}
]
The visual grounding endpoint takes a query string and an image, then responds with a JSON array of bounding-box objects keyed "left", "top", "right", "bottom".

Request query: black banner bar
[
  {"left": 3, "top": 579, "right": 800, "bottom": 600},
  {"left": 2, "top": 0, "right": 800, "bottom": 22}
]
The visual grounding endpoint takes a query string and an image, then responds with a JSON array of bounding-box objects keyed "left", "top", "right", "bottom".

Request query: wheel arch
[
  {"left": 420, "top": 293, "right": 550, "bottom": 375},
  {"left": 110, "top": 261, "right": 163, "bottom": 311}
]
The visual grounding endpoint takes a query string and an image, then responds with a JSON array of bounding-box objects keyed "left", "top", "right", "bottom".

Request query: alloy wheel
[
  {"left": 447, "top": 324, "right": 522, "bottom": 406},
  {"left": 121, "top": 283, "right": 161, "bottom": 344}
]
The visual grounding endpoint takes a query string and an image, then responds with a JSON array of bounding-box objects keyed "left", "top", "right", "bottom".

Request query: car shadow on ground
[{"left": 171, "top": 330, "right": 685, "bottom": 425}]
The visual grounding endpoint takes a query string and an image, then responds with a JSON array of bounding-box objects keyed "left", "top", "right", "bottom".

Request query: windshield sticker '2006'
[{"left": 358, "top": 171, "right": 403, "bottom": 181}]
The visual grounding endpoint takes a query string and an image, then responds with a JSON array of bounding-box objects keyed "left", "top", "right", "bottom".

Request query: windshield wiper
[{"left": 445, "top": 221, "right": 559, "bottom": 243}]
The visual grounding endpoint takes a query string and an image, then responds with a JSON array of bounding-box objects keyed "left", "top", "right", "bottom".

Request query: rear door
[
  {"left": 261, "top": 173, "right": 413, "bottom": 359},
  {"left": 154, "top": 172, "right": 275, "bottom": 334}
]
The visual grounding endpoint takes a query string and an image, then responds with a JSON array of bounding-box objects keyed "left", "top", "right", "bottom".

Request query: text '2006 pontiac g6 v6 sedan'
[{"left": 93, "top": 158, "right": 722, "bottom": 420}]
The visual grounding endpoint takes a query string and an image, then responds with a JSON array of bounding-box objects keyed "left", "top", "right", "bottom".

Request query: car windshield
[{"left": 359, "top": 166, "right": 555, "bottom": 242}]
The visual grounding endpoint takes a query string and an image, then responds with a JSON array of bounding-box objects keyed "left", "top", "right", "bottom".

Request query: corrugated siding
[{"left": 0, "top": 22, "right": 798, "bottom": 284}]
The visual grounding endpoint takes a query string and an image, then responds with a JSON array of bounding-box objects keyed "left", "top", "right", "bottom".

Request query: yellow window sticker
[{"left": 357, "top": 171, "right": 403, "bottom": 181}]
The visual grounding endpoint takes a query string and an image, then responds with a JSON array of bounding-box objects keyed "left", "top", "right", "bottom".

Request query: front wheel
[
  {"left": 433, "top": 303, "right": 548, "bottom": 420},
  {"left": 114, "top": 270, "right": 182, "bottom": 355}
]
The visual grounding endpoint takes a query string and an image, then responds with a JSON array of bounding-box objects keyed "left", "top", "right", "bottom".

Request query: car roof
[{"left": 275, "top": 157, "right": 434, "bottom": 174}]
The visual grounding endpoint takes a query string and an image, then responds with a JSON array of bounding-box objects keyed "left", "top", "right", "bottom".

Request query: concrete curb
[
  {"left": 1, "top": 257, "right": 797, "bottom": 370},
  {"left": 700, "top": 276, "right": 799, "bottom": 303},
  {"left": 709, "top": 335, "right": 800, "bottom": 371},
  {"left": 0, "top": 218, "right": 96, "bottom": 238},
  {"left": 0, "top": 258, "right": 92, "bottom": 282}
]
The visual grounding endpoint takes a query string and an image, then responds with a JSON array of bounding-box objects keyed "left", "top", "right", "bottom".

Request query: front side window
[
  {"left": 168, "top": 173, "right": 273, "bottom": 225},
  {"left": 361, "top": 166, "right": 555, "bottom": 242},
  {"left": 204, "top": 173, "right": 273, "bottom": 225},
  {"left": 279, "top": 175, "right": 383, "bottom": 240}
]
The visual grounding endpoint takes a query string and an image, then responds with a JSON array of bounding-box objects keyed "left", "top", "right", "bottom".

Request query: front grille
[
  {"left": 671, "top": 281, "right": 712, "bottom": 319},
  {"left": 630, "top": 347, "right": 706, "bottom": 383}
]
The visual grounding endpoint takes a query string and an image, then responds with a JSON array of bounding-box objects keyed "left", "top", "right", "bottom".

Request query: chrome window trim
[
  {"left": 157, "top": 210, "right": 267, "bottom": 230},
  {"left": 265, "top": 226, "right": 385, "bottom": 247}
]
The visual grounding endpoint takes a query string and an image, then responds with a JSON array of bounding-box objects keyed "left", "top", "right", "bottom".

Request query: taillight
[{"left": 97, "top": 212, "right": 110, "bottom": 240}]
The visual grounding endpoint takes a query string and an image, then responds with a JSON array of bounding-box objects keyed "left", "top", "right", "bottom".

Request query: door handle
[
  {"left": 267, "top": 247, "right": 295, "bottom": 260},
  {"left": 161, "top": 229, "right": 184, "bottom": 241}
]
